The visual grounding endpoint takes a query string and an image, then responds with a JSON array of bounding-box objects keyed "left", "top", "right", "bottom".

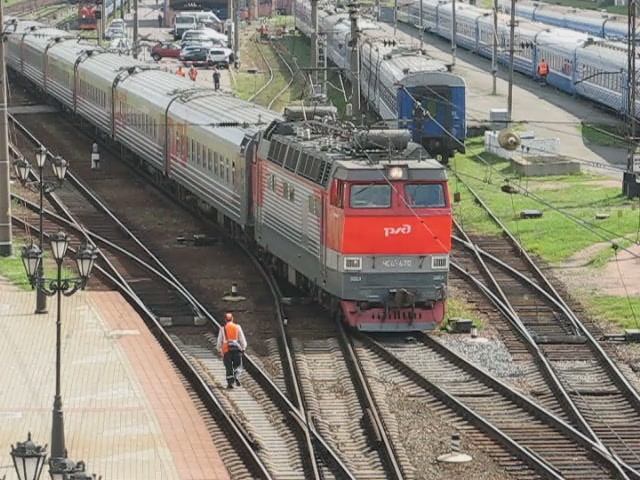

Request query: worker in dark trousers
[
  {"left": 157, "top": 13, "right": 162, "bottom": 28},
  {"left": 216, "top": 312, "right": 247, "bottom": 389},
  {"left": 213, "top": 67, "right": 221, "bottom": 91}
]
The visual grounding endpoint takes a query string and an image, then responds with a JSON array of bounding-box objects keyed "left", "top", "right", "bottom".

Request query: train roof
[
  {"left": 264, "top": 122, "right": 445, "bottom": 185},
  {"left": 117, "top": 68, "right": 281, "bottom": 144}
]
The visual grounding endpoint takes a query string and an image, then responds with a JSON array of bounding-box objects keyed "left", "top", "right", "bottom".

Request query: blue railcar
[
  {"left": 395, "top": 0, "right": 637, "bottom": 118},
  {"left": 295, "top": 1, "right": 467, "bottom": 161}
]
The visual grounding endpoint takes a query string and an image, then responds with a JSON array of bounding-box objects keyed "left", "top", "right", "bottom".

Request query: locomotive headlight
[{"left": 386, "top": 166, "right": 407, "bottom": 180}]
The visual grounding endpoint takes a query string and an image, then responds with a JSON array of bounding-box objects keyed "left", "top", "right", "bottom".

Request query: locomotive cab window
[
  {"left": 350, "top": 184, "right": 391, "bottom": 208},
  {"left": 405, "top": 183, "right": 446, "bottom": 208}
]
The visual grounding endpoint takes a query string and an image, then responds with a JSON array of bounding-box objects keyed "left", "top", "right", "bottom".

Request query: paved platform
[
  {"left": 0, "top": 281, "right": 229, "bottom": 480},
  {"left": 390, "top": 15, "right": 627, "bottom": 175}
]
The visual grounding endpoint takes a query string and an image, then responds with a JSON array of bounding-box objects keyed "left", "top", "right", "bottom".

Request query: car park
[{"left": 151, "top": 41, "right": 181, "bottom": 60}]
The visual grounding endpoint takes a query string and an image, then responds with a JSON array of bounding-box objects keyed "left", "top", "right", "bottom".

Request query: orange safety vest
[
  {"left": 177, "top": 68, "right": 185, "bottom": 77},
  {"left": 538, "top": 62, "right": 549, "bottom": 76},
  {"left": 189, "top": 68, "right": 197, "bottom": 81},
  {"left": 222, "top": 322, "right": 240, "bottom": 354}
]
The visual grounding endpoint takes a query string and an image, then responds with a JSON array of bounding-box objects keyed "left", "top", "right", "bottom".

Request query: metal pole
[
  {"left": 233, "top": 0, "right": 240, "bottom": 67},
  {"left": 491, "top": 0, "right": 497, "bottom": 95},
  {"left": 311, "top": 0, "right": 318, "bottom": 89},
  {"left": 0, "top": 0, "right": 13, "bottom": 257},
  {"left": 393, "top": 0, "right": 397, "bottom": 36},
  {"left": 624, "top": 0, "right": 638, "bottom": 197},
  {"left": 451, "top": 0, "right": 456, "bottom": 67},
  {"left": 51, "top": 260, "right": 65, "bottom": 458},
  {"left": 507, "top": 0, "right": 515, "bottom": 122},
  {"left": 101, "top": 1, "right": 106, "bottom": 40},
  {"left": 36, "top": 167, "right": 46, "bottom": 314},
  {"left": 132, "top": 0, "right": 139, "bottom": 59},
  {"left": 375, "top": 0, "right": 380, "bottom": 21},
  {"left": 349, "top": 4, "right": 361, "bottom": 122},
  {"left": 419, "top": 0, "right": 423, "bottom": 51}
]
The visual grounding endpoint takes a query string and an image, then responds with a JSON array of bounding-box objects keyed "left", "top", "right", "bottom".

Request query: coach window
[
  {"left": 350, "top": 184, "right": 391, "bottom": 208},
  {"left": 225, "top": 158, "right": 230, "bottom": 183},
  {"left": 405, "top": 184, "right": 446, "bottom": 208},
  {"left": 207, "top": 150, "right": 212, "bottom": 171},
  {"left": 214, "top": 153, "right": 219, "bottom": 176}
]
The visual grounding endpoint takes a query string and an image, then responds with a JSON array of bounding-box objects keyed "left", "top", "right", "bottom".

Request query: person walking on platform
[
  {"left": 157, "top": 13, "right": 163, "bottom": 29},
  {"left": 189, "top": 65, "right": 198, "bottom": 82},
  {"left": 537, "top": 58, "right": 549, "bottom": 86},
  {"left": 216, "top": 312, "right": 247, "bottom": 389},
  {"left": 213, "top": 67, "right": 221, "bottom": 91}
]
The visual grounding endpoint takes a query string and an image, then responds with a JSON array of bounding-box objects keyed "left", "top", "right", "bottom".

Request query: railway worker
[
  {"left": 157, "top": 13, "right": 162, "bottom": 28},
  {"left": 176, "top": 65, "right": 186, "bottom": 77},
  {"left": 537, "top": 58, "right": 549, "bottom": 85},
  {"left": 189, "top": 65, "right": 198, "bottom": 82},
  {"left": 216, "top": 312, "right": 247, "bottom": 389},
  {"left": 213, "top": 67, "right": 221, "bottom": 91}
]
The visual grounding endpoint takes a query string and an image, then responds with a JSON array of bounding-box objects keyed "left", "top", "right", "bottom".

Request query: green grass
[
  {"left": 586, "top": 295, "right": 640, "bottom": 330},
  {"left": 581, "top": 123, "right": 627, "bottom": 149},
  {"left": 451, "top": 137, "right": 640, "bottom": 263},
  {"left": 444, "top": 296, "right": 484, "bottom": 330},
  {"left": 0, "top": 246, "right": 31, "bottom": 290}
]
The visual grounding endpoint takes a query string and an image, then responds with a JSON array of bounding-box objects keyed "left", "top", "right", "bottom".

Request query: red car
[{"left": 151, "top": 42, "right": 181, "bottom": 61}]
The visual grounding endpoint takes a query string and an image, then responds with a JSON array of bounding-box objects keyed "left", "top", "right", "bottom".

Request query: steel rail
[
  {"left": 453, "top": 219, "right": 603, "bottom": 444},
  {"left": 451, "top": 173, "right": 640, "bottom": 479},
  {"left": 247, "top": 35, "right": 275, "bottom": 103},
  {"left": 11, "top": 215, "right": 273, "bottom": 479},
  {"left": 360, "top": 326, "right": 634, "bottom": 478},
  {"left": 9, "top": 113, "right": 356, "bottom": 478},
  {"left": 267, "top": 39, "right": 295, "bottom": 110},
  {"left": 336, "top": 319, "right": 405, "bottom": 479}
]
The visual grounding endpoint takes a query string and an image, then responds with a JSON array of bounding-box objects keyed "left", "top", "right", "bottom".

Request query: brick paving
[{"left": 0, "top": 281, "right": 229, "bottom": 480}]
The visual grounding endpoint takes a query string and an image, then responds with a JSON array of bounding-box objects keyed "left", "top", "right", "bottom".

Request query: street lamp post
[
  {"left": 21, "top": 232, "right": 98, "bottom": 466},
  {"left": 10, "top": 433, "right": 47, "bottom": 480},
  {"left": 13, "top": 149, "right": 68, "bottom": 314}
]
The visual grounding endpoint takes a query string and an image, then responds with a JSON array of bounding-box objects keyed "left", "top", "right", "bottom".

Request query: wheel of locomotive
[{"left": 152, "top": 54, "right": 161, "bottom": 61}]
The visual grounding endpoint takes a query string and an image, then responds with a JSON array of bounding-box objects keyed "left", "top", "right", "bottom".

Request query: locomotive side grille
[{"left": 431, "top": 255, "right": 449, "bottom": 270}]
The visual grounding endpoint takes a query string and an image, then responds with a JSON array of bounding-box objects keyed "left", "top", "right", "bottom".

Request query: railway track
[
  {"left": 449, "top": 176, "right": 640, "bottom": 476},
  {"left": 9, "top": 115, "right": 357, "bottom": 479},
  {"left": 359, "top": 331, "right": 631, "bottom": 479}
]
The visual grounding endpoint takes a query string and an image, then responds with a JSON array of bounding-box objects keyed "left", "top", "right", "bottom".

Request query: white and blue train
[
  {"left": 499, "top": 1, "right": 628, "bottom": 41},
  {"left": 397, "top": 0, "right": 636, "bottom": 117},
  {"left": 295, "top": 1, "right": 467, "bottom": 161}
]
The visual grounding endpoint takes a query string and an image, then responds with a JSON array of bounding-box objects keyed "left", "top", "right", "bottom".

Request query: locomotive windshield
[
  {"left": 405, "top": 183, "right": 445, "bottom": 208},
  {"left": 350, "top": 184, "right": 391, "bottom": 208}
]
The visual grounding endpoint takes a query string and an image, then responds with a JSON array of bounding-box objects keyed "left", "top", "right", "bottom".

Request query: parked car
[
  {"left": 207, "top": 47, "right": 233, "bottom": 67},
  {"left": 181, "top": 28, "right": 226, "bottom": 47},
  {"left": 104, "top": 25, "right": 125, "bottom": 40},
  {"left": 179, "top": 45, "right": 209, "bottom": 65},
  {"left": 151, "top": 41, "right": 181, "bottom": 61},
  {"left": 104, "top": 18, "right": 126, "bottom": 40}
]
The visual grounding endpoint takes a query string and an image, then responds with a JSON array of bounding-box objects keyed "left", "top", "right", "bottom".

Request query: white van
[
  {"left": 173, "top": 13, "right": 197, "bottom": 40},
  {"left": 193, "top": 11, "right": 222, "bottom": 30}
]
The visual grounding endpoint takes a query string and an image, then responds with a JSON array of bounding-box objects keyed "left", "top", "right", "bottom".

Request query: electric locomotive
[
  {"left": 255, "top": 112, "right": 451, "bottom": 330},
  {"left": 295, "top": 0, "right": 466, "bottom": 162},
  {"left": 7, "top": 21, "right": 452, "bottom": 332}
]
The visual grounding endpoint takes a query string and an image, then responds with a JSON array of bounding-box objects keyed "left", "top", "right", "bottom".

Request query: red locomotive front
[{"left": 254, "top": 115, "right": 451, "bottom": 331}]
